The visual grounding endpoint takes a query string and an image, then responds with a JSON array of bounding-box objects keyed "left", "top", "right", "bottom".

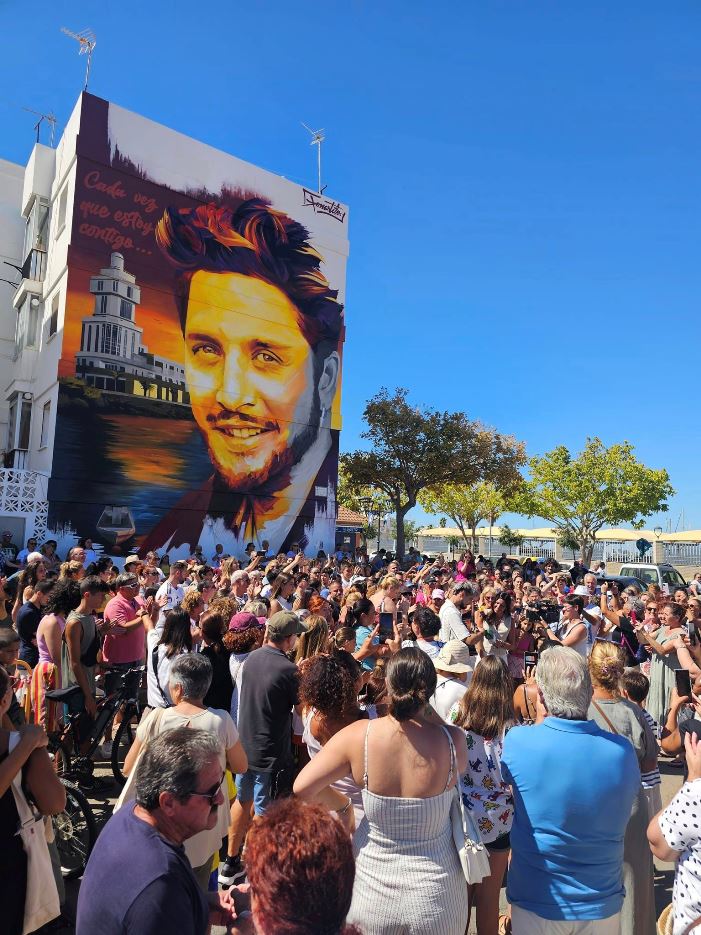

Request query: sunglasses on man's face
[{"left": 186, "top": 773, "right": 225, "bottom": 806}]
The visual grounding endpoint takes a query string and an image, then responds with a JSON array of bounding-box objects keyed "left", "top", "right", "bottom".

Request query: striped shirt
[{"left": 640, "top": 708, "right": 661, "bottom": 788}]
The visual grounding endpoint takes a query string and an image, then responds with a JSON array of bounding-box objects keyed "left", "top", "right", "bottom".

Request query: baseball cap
[
  {"left": 431, "top": 589, "right": 445, "bottom": 601},
  {"left": 124, "top": 554, "right": 141, "bottom": 567},
  {"left": 573, "top": 585, "right": 589, "bottom": 596},
  {"left": 434, "top": 640, "right": 473, "bottom": 674},
  {"left": 229, "top": 612, "right": 264, "bottom": 632},
  {"left": 266, "top": 610, "right": 308, "bottom": 638}
]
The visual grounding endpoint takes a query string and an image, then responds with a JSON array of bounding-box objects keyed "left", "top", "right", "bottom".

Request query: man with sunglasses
[{"left": 78, "top": 727, "right": 242, "bottom": 935}]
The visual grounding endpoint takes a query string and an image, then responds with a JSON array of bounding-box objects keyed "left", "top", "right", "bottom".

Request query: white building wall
[{"left": 0, "top": 158, "right": 25, "bottom": 450}]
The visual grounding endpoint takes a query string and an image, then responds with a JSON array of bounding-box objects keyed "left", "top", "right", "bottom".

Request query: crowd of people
[{"left": 0, "top": 531, "right": 700, "bottom": 934}]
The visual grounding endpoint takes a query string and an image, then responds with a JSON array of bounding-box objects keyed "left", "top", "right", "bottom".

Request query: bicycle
[
  {"left": 45, "top": 664, "right": 145, "bottom": 787},
  {"left": 52, "top": 778, "right": 97, "bottom": 880}
]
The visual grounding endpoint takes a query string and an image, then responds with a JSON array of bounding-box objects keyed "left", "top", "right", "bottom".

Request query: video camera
[{"left": 525, "top": 601, "right": 561, "bottom": 626}]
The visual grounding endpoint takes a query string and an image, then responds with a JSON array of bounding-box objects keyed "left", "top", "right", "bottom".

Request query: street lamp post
[{"left": 654, "top": 526, "right": 662, "bottom": 540}]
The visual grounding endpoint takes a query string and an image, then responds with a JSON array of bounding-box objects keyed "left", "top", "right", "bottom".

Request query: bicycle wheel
[
  {"left": 53, "top": 780, "right": 97, "bottom": 880},
  {"left": 111, "top": 709, "right": 135, "bottom": 785}
]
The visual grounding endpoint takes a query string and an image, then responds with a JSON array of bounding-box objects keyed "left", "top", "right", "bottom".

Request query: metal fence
[{"left": 663, "top": 543, "right": 701, "bottom": 567}]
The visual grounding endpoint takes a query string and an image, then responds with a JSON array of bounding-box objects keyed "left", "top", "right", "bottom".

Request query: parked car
[{"left": 617, "top": 562, "right": 687, "bottom": 593}]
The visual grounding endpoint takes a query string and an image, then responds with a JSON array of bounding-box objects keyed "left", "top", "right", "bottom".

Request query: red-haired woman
[{"left": 243, "top": 798, "right": 360, "bottom": 935}]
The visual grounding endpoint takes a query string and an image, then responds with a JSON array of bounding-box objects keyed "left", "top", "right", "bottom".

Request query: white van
[{"left": 618, "top": 562, "right": 688, "bottom": 594}]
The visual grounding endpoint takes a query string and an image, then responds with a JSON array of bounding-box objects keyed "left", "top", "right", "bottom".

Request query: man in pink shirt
[{"left": 101, "top": 573, "right": 150, "bottom": 756}]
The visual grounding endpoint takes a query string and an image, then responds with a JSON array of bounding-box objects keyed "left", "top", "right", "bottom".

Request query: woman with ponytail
[
  {"left": 588, "top": 641, "right": 657, "bottom": 935},
  {"left": 294, "top": 647, "right": 469, "bottom": 934}
]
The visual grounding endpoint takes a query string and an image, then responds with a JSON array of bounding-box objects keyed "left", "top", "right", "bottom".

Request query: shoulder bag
[
  {"left": 8, "top": 733, "right": 61, "bottom": 934},
  {"left": 450, "top": 784, "right": 491, "bottom": 884}
]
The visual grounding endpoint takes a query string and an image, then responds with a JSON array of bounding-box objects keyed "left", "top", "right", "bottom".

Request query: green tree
[
  {"left": 512, "top": 437, "right": 674, "bottom": 566},
  {"left": 342, "top": 388, "right": 525, "bottom": 559},
  {"left": 498, "top": 524, "right": 525, "bottom": 552},
  {"left": 336, "top": 463, "right": 391, "bottom": 516},
  {"left": 418, "top": 481, "right": 509, "bottom": 552}
]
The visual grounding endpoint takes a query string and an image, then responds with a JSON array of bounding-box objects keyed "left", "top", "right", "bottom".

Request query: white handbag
[
  {"left": 9, "top": 733, "right": 61, "bottom": 934},
  {"left": 450, "top": 785, "right": 491, "bottom": 884}
]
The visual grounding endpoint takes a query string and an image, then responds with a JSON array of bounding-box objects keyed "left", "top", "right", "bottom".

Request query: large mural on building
[{"left": 47, "top": 94, "right": 348, "bottom": 559}]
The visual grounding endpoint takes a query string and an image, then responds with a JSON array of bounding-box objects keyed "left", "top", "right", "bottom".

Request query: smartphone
[
  {"left": 689, "top": 621, "right": 698, "bottom": 647},
  {"left": 524, "top": 651, "right": 539, "bottom": 669},
  {"left": 378, "top": 612, "right": 394, "bottom": 642},
  {"left": 396, "top": 610, "right": 403, "bottom": 626},
  {"left": 675, "top": 669, "right": 692, "bottom": 698}
]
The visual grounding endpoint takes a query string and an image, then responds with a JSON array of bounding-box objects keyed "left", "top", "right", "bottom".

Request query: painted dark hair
[{"left": 156, "top": 198, "right": 344, "bottom": 359}]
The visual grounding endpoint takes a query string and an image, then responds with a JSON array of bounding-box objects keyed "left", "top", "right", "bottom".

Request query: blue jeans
[{"left": 235, "top": 769, "right": 272, "bottom": 816}]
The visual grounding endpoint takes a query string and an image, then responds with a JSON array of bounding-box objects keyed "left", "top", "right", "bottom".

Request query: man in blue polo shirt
[{"left": 502, "top": 646, "right": 639, "bottom": 934}]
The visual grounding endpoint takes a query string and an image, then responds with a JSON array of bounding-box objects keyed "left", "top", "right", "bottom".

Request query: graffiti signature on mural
[{"left": 302, "top": 188, "right": 346, "bottom": 223}]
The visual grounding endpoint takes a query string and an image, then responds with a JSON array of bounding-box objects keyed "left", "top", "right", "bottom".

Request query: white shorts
[{"left": 511, "top": 906, "right": 621, "bottom": 935}]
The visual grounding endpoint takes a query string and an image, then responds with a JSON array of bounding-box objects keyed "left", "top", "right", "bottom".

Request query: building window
[
  {"left": 7, "top": 394, "right": 32, "bottom": 452},
  {"left": 49, "top": 293, "right": 59, "bottom": 337},
  {"left": 126, "top": 286, "right": 133, "bottom": 298},
  {"left": 56, "top": 186, "right": 68, "bottom": 236},
  {"left": 100, "top": 323, "right": 118, "bottom": 355},
  {"left": 97, "top": 280, "right": 104, "bottom": 291},
  {"left": 40, "top": 401, "right": 51, "bottom": 448},
  {"left": 119, "top": 299, "right": 132, "bottom": 319},
  {"left": 23, "top": 199, "right": 50, "bottom": 259},
  {"left": 112, "top": 281, "right": 118, "bottom": 292},
  {"left": 14, "top": 295, "right": 41, "bottom": 357},
  {"left": 98, "top": 295, "right": 108, "bottom": 315}
]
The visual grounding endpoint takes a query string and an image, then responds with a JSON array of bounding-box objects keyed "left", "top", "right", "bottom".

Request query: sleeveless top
[
  {"left": 301, "top": 709, "right": 365, "bottom": 830},
  {"left": 347, "top": 720, "right": 468, "bottom": 934},
  {"left": 37, "top": 615, "right": 66, "bottom": 665}
]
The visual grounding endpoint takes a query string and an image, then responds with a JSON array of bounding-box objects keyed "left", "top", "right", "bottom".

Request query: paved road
[{"left": 48, "top": 753, "right": 684, "bottom": 934}]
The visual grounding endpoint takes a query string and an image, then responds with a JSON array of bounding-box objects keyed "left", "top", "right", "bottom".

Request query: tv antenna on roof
[
  {"left": 61, "top": 27, "right": 97, "bottom": 91},
  {"left": 301, "top": 123, "right": 326, "bottom": 194},
  {"left": 22, "top": 107, "right": 57, "bottom": 147}
]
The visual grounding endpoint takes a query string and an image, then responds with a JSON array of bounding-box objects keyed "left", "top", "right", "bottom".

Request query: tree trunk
[
  {"left": 395, "top": 504, "right": 409, "bottom": 560},
  {"left": 582, "top": 539, "right": 594, "bottom": 567},
  {"left": 471, "top": 524, "right": 478, "bottom": 553}
]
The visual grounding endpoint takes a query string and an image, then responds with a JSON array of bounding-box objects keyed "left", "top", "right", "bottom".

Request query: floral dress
[{"left": 449, "top": 708, "right": 514, "bottom": 844}]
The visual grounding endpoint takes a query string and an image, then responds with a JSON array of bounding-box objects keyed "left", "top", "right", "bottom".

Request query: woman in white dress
[{"left": 294, "top": 647, "right": 469, "bottom": 935}]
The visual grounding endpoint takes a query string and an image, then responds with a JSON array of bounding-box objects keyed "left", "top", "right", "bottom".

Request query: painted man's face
[{"left": 184, "top": 271, "right": 326, "bottom": 491}]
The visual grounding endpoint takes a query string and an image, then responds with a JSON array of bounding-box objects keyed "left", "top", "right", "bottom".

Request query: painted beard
[{"left": 205, "top": 389, "right": 323, "bottom": 493}]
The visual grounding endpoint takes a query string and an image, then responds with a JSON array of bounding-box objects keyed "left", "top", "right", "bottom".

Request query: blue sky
[{"left": 1, "top": 1, "right": 700, "bottom": 530}]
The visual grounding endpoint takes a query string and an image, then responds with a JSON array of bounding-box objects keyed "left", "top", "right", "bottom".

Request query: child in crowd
[{"left": 620, "top": 669, "right": 662, "bottom": 819}]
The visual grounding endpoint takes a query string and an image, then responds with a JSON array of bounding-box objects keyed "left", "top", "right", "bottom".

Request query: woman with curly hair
[
  {"left": 299, "top": 652, "right": 367, "bottom": 834},
  {"left": 244, "top": 798, "right": 360, "bottom": 935},
  {"left": 222, "top": 612, "right": 265, "bottom": 726},
  {"left": 30, "top": 579, "right": 81, "bottom": 730}
]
